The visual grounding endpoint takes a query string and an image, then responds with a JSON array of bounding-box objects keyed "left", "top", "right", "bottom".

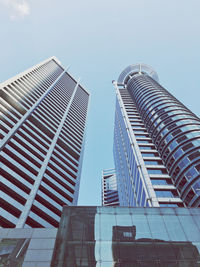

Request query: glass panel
[
  {"left": 178, "top": 215, "right": 200, "bottom": 241},
  {"left": 131, "top": 214, "right": 152, "bottom": 239},
  {"left": 151, "top": 179, "right": 169, "bottom": 185},
  {"left": 147, "top": 215, "right": 170, "bottom": 240},
  {"left": 116, "top": 214, "right": 132, "bottom": 226},
  {"left": 95, "top": 241, "right": 113, "bottom": 262},
  {"left": 0, "top": 238, "right": 30, "bottom": 266},
  {"left": 163, "top": 215, "right": 187, "bottom": 241},
  {"left": 100, "top": 214, "right": 116, "bottom": 241}
]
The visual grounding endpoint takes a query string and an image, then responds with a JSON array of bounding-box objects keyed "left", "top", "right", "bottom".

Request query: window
[
  {"left": 195, "top": 164, "right": 200, "bottom": 172},
  {"left": 163, "top": 118, "right": 173, "bottom": 125},
  {"left": 148, "top": 169, "right": 168, "bottom": 174},
  {"left": 144, "top": 160, "right": 162, "bottom": 165},
  {"left": 179, "top": 158, "right": 189, "bottom": 168},
  {"left": 138, "top": 140, "right": 151, "bottom": 144},
  {"left": 178, "top": 177, "right": 187, "bottom": 190},
  {"left": 133, "top": 129, "right": 146, "bottom": 133},
  {"left": 151, "top": 179, "right": 170, "bottom": 185},
  {"left": 155, "top": 191, "right": 174, "bottom": 197},
  {"left": 177, "top": 135, "right": 187, "bottom": 143},
  {"left": 159, "top": 203, "right": 179, "bottom": 207},
  {"left": 132, "top": 125, "right": 144, "bottom": 128},
  {"left": 185, "top": 189, "right": 195, "bottom": 204},
  {"left": 123, "top": 232, "right": 132, "bottom": 238},
  {"left": 182, "top": 143, "right": 194, "bottom": 151},
  {"left": 188, "top": 151, "right": 200, "bottom": 161},
  {"left": 167, "top": 123, "right": 177, "bottom": 130},
  {"left": 160, "top": 114, "right": 168, "bottom": 120},
  {"left": 172, "top": 129, "right": 182, "bottom": 136},
  {"left": 130, "top": 120, "right": 142, "bottom": 124},
  {"left": 142, "top": 152, "right": 158, "bottom": 157},
  {"left": 185, "top": 167, "right": 197, "bottom": 180},
  {"left": 139, "top": 146, "right": 154, "bottom": 150},
  {"left": 135, "top": 134, "right": 149, "bottom": 138}
]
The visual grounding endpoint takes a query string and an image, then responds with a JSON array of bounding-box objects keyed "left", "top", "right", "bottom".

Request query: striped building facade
[{"left": 0, "top": 57, "right": 89, "bottom": 228}]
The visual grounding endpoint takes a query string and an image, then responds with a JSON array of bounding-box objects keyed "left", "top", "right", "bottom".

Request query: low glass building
[
  {"left": 1, "top": 206, "right": 200, "bottom": 266},
  {"left": 52, "top": 206, "right": 200, "bottom": 266}
]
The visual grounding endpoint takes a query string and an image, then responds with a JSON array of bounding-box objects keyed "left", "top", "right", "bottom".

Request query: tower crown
[{"left": 118, "top": 63, "right": 159, "bottom": 84}]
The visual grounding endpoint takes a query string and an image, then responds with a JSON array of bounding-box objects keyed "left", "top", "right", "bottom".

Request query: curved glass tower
[{"left": 113, "top": 64, "right": 200, "bottom": 207}]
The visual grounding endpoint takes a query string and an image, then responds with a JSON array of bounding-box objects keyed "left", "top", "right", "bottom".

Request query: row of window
[
  {"left": 126, "top": 74, "right": 200, "bottom": 206},
  {"left": 0, "top": 60, "right": 63, "bottom": 143}
]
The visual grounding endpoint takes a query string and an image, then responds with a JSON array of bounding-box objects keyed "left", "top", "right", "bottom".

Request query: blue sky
[{"left": 1, "top": 0, "right": 200, "bottom": 205}]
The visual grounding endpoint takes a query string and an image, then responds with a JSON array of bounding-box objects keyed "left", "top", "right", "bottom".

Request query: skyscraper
[
  {"left": 113, "top": 64, "right": 200, "bottom": 207},
  {"left": 102, "top": 168, "right": 119, "bottom": 206},
  {"left": 0, "top": 57, "right": 89, "bottom": 228}
]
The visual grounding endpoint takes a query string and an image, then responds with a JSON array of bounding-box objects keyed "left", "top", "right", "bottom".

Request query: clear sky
[{"left": 1, "top": 0, "right": 200, "bottom": 205}]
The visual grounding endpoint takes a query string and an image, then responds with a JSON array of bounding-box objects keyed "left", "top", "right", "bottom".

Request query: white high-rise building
[{"left": 0, "top": 57, "right": 89, "bottom": 228}]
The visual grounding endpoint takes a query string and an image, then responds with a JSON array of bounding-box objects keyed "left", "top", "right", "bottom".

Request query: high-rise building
[
  {"left": 113, "top": 64, "right": 200, "bottom": 207},
  {"left": 102, "top": 168, "right": 119, "bottom": 206},
  {"left": 0, "top": 57, "right": 89, "bottom": 228}
]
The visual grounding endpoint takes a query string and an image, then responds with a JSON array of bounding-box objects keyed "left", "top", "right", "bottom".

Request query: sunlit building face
[{"left": 0, "top": 57, "right": 89, "bottom": 228}]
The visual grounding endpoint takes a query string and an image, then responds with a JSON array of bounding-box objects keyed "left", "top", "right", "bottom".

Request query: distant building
[
  {"left": 0, "top": 57, "right": 89, "bottom": 228},
  {"left": 113, "top": 64, "right": 200, "bottom": 207},
  {"left": 102, "top": 168, "right": 119, "bottom": 206}
]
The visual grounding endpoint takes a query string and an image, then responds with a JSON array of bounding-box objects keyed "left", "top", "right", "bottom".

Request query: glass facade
[
  {"left": 0, "top": 238, "right": 30, "bottom": 266},
  {"left": 113, "top": 98, "right": 146, "bottom": 206},
  {"left": 0, "top": 228, "right": 58, "bottom": 267},
  {"left": 0, "top": 57, "right": 89, "bottom": 228},
  {"left": 52, "top": 206, "right": 200, "bottom": 266},
  {"left": 0, "top": 206, "right": 199, "bottom": 266},
  {"left": 113, "top": 64, "right": 200, "bottom": 207},
  {"left": 127, "top": 73, "right": 200, "bottom": 207}
]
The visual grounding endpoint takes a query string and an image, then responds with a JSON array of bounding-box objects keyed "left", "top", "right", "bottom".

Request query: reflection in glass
[
  {"left": 112, "top": 225, "right": 200, "bottom": 267},
  {"left": 0, "top": 238, "right": 30, "bottom": 266},
  {"left": 51, "top": 207, "right": 200, "bottom": 267}
]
